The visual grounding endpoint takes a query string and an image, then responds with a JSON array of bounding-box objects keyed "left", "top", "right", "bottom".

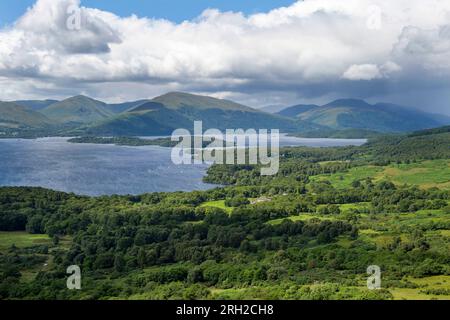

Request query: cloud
[
  {"left": 0, "top": 0, "right": 449, "bottom": 113},
  {"left": 16, "top": 0, "right": 121, "bottom": 54},
  {"left": 342, "top": 61, "right": 401, "bottom": 80},
  {"left": 342, "top": 64, "right": 382, "bottom": 81}
]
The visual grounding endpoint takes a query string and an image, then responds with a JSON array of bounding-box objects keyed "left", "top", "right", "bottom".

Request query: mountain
[
  {"left": 277, "top": 104, "right": 319, "bottom": 117},
  {"left": 106, "top": 100, "right": 149, "bottom": 114},
  {"left": 6, "top": 93, "right": 447, "bottom": 137},
  {"left": 82, "top": 101, "right": 194, "bottom": 136},
  {"left": 41, "top": 95, "right": 114, "bottom": 124},
  {"left": 0, "top": 102, "right": 51, "bottom": 128},
  {"left": 277, "top": 99, "right": 449, "bottom": 132},
  {"left": 84, "top": 92, "right": 318, "bottom": 136},
  {"left": 13, "top": 100, "right": 59, "bottom": 111},
  {"left": 259, "top": 105, "right": 287, "bottom": 114},
  {"left": 150, "top": 92, "right": 304, "bottom": 130},
  {"left": 373, "top": 102, "right": 450, "bottom": 128},
  {"left": 150, "top": 92, "right": 255, "bottom": 111}
]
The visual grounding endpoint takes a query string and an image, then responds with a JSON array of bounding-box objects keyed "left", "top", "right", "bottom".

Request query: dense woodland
[{"left": 0, "top": 128, "right": 449, "bottom": 300}]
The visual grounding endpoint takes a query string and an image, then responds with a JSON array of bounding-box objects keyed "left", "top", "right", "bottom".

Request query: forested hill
[
  {"left": 408, "top": 125, "right": 450, "bottom": 137},
  {"left": 0, "top": 125, "right": 449, "bottom": 300},
  {"left": 362, "top": 131, "right": 450, "bottom": 163},
  {"left": 276, "top": 99, "right": 450, "bottom": 133}
]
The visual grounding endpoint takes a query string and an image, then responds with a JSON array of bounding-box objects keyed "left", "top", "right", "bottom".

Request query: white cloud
[
  {"left": 342, "top": 64, "right": 382, "bottom": 81},
  {"left": 342, "top": 61, "right": 402, "bottom": 80},
  {"left": 0, "top": 0, "right": 449, "bottom": 112},
  {"left": 380, "top": 61, "right": 402, "bottom": 74}
]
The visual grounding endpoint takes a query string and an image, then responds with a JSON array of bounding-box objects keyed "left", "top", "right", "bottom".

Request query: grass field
[
  {"left": 311, "top": 160, "right": 450, "bottom": 190},
  {"left": 200, "top": 200, "right": 233, "bottom": 214},
  {"left": 390, "top": 276, "right": 450, "bottom": 300},
  {"left": 0, "top": 231, "right": 73, "bottom": 283},
  {"left": 339, "top": 202, "right": 371, "bottom": 213},
  {"left": 0, "top": 231, "right": 51, "bottom": 251},
  {"left": 311, "top": 166, "right": 383, "bottom": 189},
  {"left": 374, "top": 160, "right": 450, "bottom": 189}
]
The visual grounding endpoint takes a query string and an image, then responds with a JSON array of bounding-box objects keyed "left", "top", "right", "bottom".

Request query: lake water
[{"left": 0, "top": 136, "right": 366, "bottom": 196}]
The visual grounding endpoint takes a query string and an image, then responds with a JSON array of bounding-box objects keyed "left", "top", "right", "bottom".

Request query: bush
[{"left": 225, "top": 197, "right": 250, "bottom": 208}]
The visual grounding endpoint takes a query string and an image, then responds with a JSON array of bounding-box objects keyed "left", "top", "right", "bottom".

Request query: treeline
[
  {"left": 363, "top": 132, "right": 450, "bottom": 163},
  {"left": 68, "top": 136, "right": 223, "bottom": 148},
  {"left": 204, "top": 130, "right": 450, "bottom": 186},
  {"left": 68, "top": 136, "right": 178, "bottom": 147}
]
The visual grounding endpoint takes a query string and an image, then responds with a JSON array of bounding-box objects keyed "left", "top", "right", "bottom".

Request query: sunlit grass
[
  {"left": 310, "top": 160, "right": 450, "bottom": 190},
  {"left": 375, "top": 160, "right": 450, "bottom": 189},
  {"left": 268, "top": 214, "right": 337, "bottom": 225},
  {"left": 0, "top": 231, "right": 51, "bottom": 251},
  {"left": 200, "top": 200, "right": 233, "bottom": 214}
]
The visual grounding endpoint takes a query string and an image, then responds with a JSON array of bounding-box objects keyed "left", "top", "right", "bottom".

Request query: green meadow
[
  {"left": 0, "top": 232, "right": 51, "bottom": 251},
  {"left": 375, "top": 160, "right": 450, "bottom": 189},
  {"left": 311, "top": 160, "right": 450, "bottom": 190},
  {"left": 200, "top": 200, "right": 233, "bottom": 214}
]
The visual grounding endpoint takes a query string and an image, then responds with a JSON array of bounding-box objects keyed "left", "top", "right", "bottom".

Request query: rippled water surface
[{"left": 0, "top": 136, "right": 366, "bottom": 196}]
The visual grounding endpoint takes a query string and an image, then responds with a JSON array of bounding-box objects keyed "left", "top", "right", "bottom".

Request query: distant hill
[
  {"left": 151, "top": 92, "right": 255, "bottom": 111},
  {"left": 291, "top": 128, "right": 384, "bottom": 139},
  {"left": 277, "top": 99, "right": 449, "bottom": 132},
  {"left": 13, "top": 100, "right": 59, "bottom": 111},
  {"left": 4, "top": 93, "right": 449, "bottom": 137},
  {"left": 0, "top": 102, "right": 51, "bottom": 128},
  {"left": 106, "top": 100, "right": 149, "bottom": 114},
  {"left": 82, "top": 101, "right": 193, "bottom": 136},
  {"left": 277, "top": 104, "right": 319, "bottom": 117},
  {"left": 364, "top": 126, "right": 450, "bottom": 161},
  {"left": 84, "top": 92, "right": 319, "bottom": 136},
  {"left": 408, "top": 125, "right": 450, "bottom": 137},
  {"left": 259, "top": 105, "right": 287, "bottom": 114},
  {"left": 41, "top": 95, "right": 114, "bottom": 124}
]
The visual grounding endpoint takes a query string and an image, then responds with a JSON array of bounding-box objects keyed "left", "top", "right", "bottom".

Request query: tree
[
  {"left": 26, "top": 215, "right": 44, "bottom": 234},
  {"left": 114, "top": 255, "right": 126, "bottom": 273},
  {"left": 137, "top": 248, "right": 147, "bottom": 268},
  {"left": 225, "top": 196, "right": 250, "bottom": 208},
  {"left": 187, "top": 267, "right": 203, "bottom": 284},
  {"left": 52, "top": 235, "right": 60, "bottom": 246}
]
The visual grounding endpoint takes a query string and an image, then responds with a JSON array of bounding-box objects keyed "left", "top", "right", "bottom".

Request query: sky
[
  {"left": 0, "top": 1, "right": 296, "bottom": 26},
  {"left": 0, "top": 0, "right": 450, "bottom": 114}
]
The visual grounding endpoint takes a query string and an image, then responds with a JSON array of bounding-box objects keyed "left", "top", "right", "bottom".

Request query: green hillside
[
  {"left": 4, "top": 93, "right": 449, "bottom": 138},
  {"left": 277, "top": 104, "right": 319, "bottom": 117},
  {"left": 13, "top": 100, "right": 59, "bottom": 111},
  {"left": 83, "top": 102, "right": 193, "bottom": 136},
  {"left": 106, "top": 100, "right": 149, "bottom": 114},
  {"left": 41, "top": 95, "right": 114, "bottom": 124},
  {"left": 278, "top": 99, "right": 448, "bottom": 132},
  {"left": 408, "top": 125, "right": 450, "bottom": 137},
  {"left": 0, "top": 102, "right": 51, "bottom": 128},
  {"left": 84, "top": 92, "right": 320, "bottom": 136},
  {"left": 152, "top": 92, "right": 256, "bottom": 111}
]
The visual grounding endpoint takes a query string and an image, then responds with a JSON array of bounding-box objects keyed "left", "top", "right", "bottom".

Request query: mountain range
[
  {"left": 81, "top": 92, "right": 320, "bottom": 136},
  {"left": 1, "top": 93, "right": 449, "bottom": 137},
  {"left": 276, "top": 99, "right": 450, "bottom": 133}
]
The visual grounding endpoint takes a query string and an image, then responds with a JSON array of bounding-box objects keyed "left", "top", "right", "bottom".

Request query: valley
[{"left": 0, "top": 127, "right": 448, "bottom": 300}]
